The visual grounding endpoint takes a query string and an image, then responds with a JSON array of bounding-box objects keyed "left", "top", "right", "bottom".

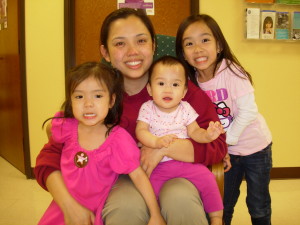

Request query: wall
[
  {"left": 26, "top": 0, "right": 300, "bottom": 168},
  {"left": 200, "top": 0, "right": 300, "bottom": 167},
  {"left": 25, "top": 0, "right": 65, "bottom": 166}
]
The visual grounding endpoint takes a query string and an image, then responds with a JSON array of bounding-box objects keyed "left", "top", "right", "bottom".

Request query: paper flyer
[
  {"left": 261, "top": 10, "right": 276, "bottom": 39},
  {"left": 246, "top": 8, "right": 260, "bottom": 39},
  {"left": 0, "top": 0, "right": 7, "bottom": 30},
  {"left": 275, "top": 12, "right": 290, "bottom": 39},
  {"left": 292, "top": 11, "right": 300, "bottom": 40},
  {"left": 118, "top": 0, "right": 155, "bottom": 15}
]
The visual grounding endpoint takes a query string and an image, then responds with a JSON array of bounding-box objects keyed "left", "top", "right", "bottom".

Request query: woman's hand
[
  {"left": 46, "top": 171, "right": 95, "bottom": 225},
  {"left": 63, "top": 200, "right": 95, "bottom": 225},
  {"left": 148, "top": 215, "right": 166, "bottom": 225},
  {"left": 140, "top": 146, "right": 164, "bottom": 177},
  {"left": 223, "top": 153, "right": 231, "bottom": 172}
]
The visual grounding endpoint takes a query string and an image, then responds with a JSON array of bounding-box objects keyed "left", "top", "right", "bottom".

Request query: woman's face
[{"left": 101, "top": 15, "right": 155, "bottom": 80}]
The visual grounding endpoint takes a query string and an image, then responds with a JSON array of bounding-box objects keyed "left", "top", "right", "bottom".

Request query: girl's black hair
[
  {"left": 176, "top": 14, "right": 253, "bottom": 86},
  {"left": 148, "top": 55, "right": 188, "bottom": 87},
  {"left": 43, "top": 62, "right": 124, "bottom": 136}
]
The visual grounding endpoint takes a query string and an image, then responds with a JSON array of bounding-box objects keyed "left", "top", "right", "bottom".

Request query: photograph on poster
[
  {"left": 261, "top": 10, "right": 276, "bottom": 39},
  {"left": 0, "top": 0, "right": 7, "bottom": 30},
  {"left": 118, "top": 0, "right": 155, "bottom": 15}
]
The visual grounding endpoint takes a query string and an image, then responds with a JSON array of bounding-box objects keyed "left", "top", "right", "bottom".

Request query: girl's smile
[{"left": 182, "top": 21, "right": 220, "bottom": 82}]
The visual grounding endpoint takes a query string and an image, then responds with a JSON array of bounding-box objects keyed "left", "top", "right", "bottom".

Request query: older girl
[{"left": 176, "top": 14, "right": 272, "bottom": 225}]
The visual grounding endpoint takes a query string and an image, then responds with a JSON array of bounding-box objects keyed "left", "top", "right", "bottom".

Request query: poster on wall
[
  {"left": 246, "top": 8, "right": 260, "bottom": 39},
  {"left": 118, "top": 0, "right": 155, "bottom": 15},
  {"left": 0, "top": 0, "right": 7, "bottom": 30},
  {"left": 292, "top": 11, "right": 300, "bottom": 40},
  {"left": 260, "top": 10, "right": 276, "bottom": 39},
  {"left": 275, "top": 12, "right": 290, "bottom": 40}
]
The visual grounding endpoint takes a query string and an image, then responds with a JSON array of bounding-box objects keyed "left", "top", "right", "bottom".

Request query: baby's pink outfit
[
  {"left": 38, "top": 112, "right": 140, "bottom": 225},
  {"left": 138, "top": 100, "right": 223, "bottom": 213}
]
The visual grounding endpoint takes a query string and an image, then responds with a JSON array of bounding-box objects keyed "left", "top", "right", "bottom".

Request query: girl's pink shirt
[
  {"left": 38, "top": 113, "right": 140, "bottom": 225},
  {"left": 198, "top": 59, "right": 272, "bottom": 156}
]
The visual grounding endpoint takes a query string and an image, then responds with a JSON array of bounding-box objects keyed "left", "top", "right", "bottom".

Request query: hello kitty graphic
[{"left": 214, "top": 102, "right": 233, "bottom": 130}]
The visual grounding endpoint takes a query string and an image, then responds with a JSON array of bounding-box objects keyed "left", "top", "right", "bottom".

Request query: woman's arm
[
  {"left": 140, "top": 138, "right": 194, "bottom": 176},
  {"left": 34, "top": 138, "right": 63, "bottom": 190},
  {"left": 185, "top": 82, "right": 227, "bottom": 165},
  {"left": 129, "top": 167, "right": 166, "bottom": 225},
  {"left": 47, "top": 171, "right": 95, "bottom": 225}
]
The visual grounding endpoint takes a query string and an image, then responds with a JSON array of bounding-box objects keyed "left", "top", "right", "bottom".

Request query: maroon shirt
[{"left": 34, "top": 80, "right": 227, "bottom": 190}]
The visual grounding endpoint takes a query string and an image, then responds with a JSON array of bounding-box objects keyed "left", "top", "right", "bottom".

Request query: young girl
[
  {"left": 136, "top": 55, "right": 224, "bottom": 225},
  {"left": 38, "top": 62, "right": 166, "bottom": 225},
  {"left": 176, "top": 14, "right": 273, "bottom": 225}
]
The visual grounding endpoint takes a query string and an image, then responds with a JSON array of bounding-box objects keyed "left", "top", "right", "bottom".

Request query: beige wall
[
  {"left": 25, "top": 0, "right": 65, "bottom": 166},
  {"left": 26, "top": 0, "right": 300, "bottom": 168}
]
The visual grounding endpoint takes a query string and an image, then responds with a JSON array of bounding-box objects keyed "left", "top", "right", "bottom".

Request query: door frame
[
  {"left": 20, "top": 0, "right": 31, "bottom": 178},
  {"left": 64, "top": 0, "right": 199, "bottom": 74},
  {"left": 1, "top": 0, "right": 31, "bottom": 178}
]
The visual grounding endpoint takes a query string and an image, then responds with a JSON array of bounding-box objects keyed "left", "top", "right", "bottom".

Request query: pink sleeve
[
  {"left": 182, "top": 101, "right": 199, "bottom": 126},
  {"left": 136, "top": 101, "right": 152, "bottom": 124},
  {"left": 51, "top": 111, "right": 74, "bottom": 143},
  {"left": 109, "top": 128, "right": 141, "bottom": 174}
]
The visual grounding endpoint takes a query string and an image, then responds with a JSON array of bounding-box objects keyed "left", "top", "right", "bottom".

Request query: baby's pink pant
[{"left": 150, "top": 160, "right": 223, "bottom": 213}]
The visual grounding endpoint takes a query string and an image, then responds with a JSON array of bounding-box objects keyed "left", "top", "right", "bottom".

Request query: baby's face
[{"left": 147, "top": 63, "right": 187, "bottom": 113}]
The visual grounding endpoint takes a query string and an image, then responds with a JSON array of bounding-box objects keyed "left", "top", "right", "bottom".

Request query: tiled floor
[{"left": 0, "top": 156, "right": 299, "bottom": 225}]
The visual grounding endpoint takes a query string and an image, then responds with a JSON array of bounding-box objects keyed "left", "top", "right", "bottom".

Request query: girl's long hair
[{"left": 176, "top": 14, "right": 253, "bottom": 86}]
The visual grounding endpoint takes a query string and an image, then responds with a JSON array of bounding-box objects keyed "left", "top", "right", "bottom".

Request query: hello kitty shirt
[
  {"left": 197, "top": 59, "right": 272, "bottom": 156},
  {"left": 38, "top": 112, "right": 140, "bottom": 225}
]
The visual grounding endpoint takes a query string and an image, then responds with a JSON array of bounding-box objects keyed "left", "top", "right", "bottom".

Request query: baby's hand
[
  {"left": 156, "top": 134, "right": 177, "bottom": 148},
  {"left": 206, "top": 121, "right": 225, "bottom": 141}
]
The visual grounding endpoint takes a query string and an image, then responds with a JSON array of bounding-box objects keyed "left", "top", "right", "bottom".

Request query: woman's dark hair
[
  {"left": 148, "top": 55, "right": 188, "bottom": 87},
  {"left": 100, "top": 8, "right": 156, "bottom": 48},
  {"left": 176, "top": 14, "right": 253, "bottom": 86},
  {"left": 44, "top": 62, "right": 124, "bottom": 136}
]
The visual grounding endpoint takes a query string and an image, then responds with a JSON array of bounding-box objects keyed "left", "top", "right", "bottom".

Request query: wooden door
[
  {"left": 64, "top": 0, "right": 199, "bottom": 68},
  {"left": 0, "top": 0, "right": 30, "bottom": 176}
]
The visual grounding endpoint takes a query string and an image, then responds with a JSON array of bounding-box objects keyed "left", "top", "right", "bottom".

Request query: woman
[{"left": 35, "top": 8, "right": 227, "bottom": 225}]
